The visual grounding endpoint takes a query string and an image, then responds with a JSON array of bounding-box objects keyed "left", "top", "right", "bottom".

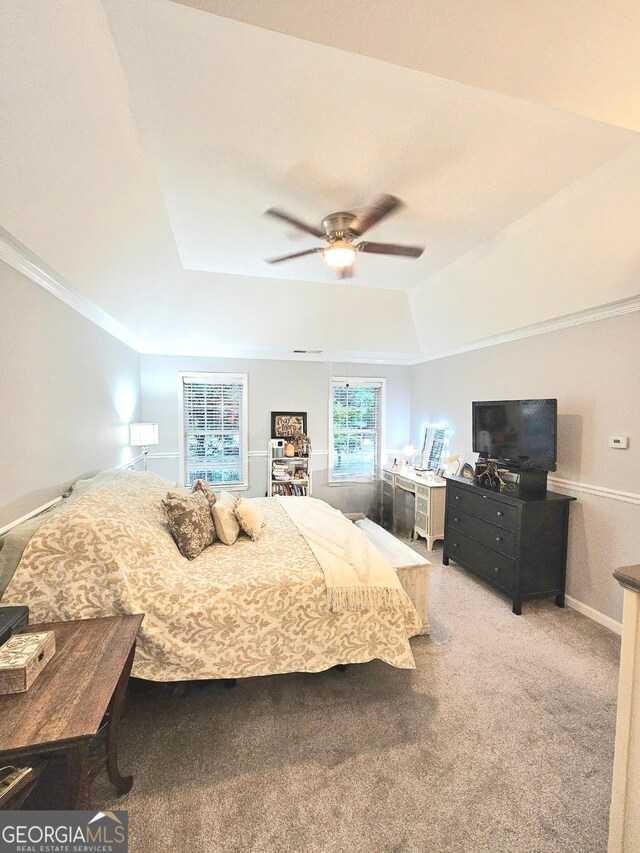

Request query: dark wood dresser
[{"left": 443, "top": 476, "right": 575, "bottom": 614}]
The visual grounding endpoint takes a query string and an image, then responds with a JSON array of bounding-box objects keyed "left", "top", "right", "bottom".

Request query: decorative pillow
[
  {"left": 191, "top": 479, "right": 218, "bottom": 538},
  {"left": 162, "top": 489, "right": 215, "bottom": 559},
  {"left": 211, "top": 491, "right": 241, "bottom": 546},
  {"left": 234, "top": 496, "right": 265, "bottom": 541},
  {"left": 191, "top": 478, "right": 216, "bottom": 507}
]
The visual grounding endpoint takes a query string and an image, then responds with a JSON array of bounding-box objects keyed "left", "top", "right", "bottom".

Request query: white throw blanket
[{"left": 278, "top": 497, "right": 407, "bottom": 613}]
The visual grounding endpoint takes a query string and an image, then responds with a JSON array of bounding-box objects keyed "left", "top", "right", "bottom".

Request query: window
[
  {"left": 179, "top": 373, "right": 248, "bottom": 488},
  {"left": 330, "top": 378, "right": 385, "bottom": 481}
]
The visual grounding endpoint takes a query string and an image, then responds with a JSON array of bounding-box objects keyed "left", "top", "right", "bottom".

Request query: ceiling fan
[{"left": 264, "top": 194, "right": 424, "bottom": 278}]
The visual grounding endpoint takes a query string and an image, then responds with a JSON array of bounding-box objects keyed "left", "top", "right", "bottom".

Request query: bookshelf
[{"left": 268, "top": 441, "right": 312, "bottom": 497}]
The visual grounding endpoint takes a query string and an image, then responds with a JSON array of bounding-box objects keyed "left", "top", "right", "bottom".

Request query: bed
[{"left": 0, "top": 472, "right": 421, "bottom": 681}]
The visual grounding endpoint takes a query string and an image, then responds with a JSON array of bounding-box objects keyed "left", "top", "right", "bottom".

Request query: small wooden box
[{"left": 0, "top": 631, "right": 56, "bottom": 694}]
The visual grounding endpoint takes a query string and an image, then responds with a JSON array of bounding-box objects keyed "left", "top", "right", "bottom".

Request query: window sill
[{"left": 185, "top": 483, "right": 249, "bottom": 491}]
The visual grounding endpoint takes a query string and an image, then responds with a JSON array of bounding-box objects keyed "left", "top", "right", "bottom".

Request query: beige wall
[
  {"left": 410, "top": 311, "right": 640, "bottom": 623},
  {"left": 140, "top": 355, "right": 412, "bottom": 516},
  {"left": 0, "top": 260, "right": 141, "bottom": 527}
]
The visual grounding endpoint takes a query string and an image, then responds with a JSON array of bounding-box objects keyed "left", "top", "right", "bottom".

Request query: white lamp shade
[
  {"left": 324, "top": 243, "right": 356, "bottom": 269},
  {"left": 129, "top": 422, "right": 159, "bottom": 447}
]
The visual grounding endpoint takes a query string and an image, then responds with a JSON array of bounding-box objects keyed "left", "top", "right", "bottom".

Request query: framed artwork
[{"left": 271, "top": 411, "right": 307, "bottom": 439}]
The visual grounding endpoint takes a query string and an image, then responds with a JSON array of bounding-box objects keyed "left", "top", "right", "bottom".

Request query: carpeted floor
[{"left": 97, "top": 541, "right": 621, "bottom": 853}]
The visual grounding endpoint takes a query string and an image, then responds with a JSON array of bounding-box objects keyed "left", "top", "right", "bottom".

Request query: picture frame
[{"left": 270, "top": 411, "right": 307, "bottom": 439}]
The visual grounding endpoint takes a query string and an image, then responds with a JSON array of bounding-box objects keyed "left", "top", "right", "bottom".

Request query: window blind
[
  {"left": 330, "top": 378, "right": 384, "bottom": 481},
  {"left": 181, "top": 374, "right": 247, "bottom": 488}
]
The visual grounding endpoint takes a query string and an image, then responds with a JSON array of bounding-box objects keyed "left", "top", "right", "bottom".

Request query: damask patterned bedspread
[{"left": 3, "top": 472, "right": 420, "bottom": 681}]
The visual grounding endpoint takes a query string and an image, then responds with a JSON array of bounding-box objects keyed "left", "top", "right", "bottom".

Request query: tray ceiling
[{"left": 0, "top": 0, "right": 638, "bottom": 360}]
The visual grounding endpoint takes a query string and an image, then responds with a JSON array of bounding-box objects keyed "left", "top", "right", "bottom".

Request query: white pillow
[
  {"left": 234, "top": 496, "right": 265, "bottom": 541},
  {"left": 211, "top": 491, "right": 241, "bottom": 545}
]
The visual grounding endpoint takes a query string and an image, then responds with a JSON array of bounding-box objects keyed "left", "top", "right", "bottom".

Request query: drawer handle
[
  {"left": 494, "top": 566, "right": 501, "bottom": 573},
  {"left": 496, "top": 511, "right": 504, "bottom": 517},
  {"left": 495, "top": 536, "right": 502, "bottom": 542},
  {"left": 453, "top": 542, "right": 459, "bottom": 548},
  {"left": 454, "top": 517, "right": 460, "bottom": 522},
  {"left": 455, "top": 495, "right": 460, "bottom": 501}
]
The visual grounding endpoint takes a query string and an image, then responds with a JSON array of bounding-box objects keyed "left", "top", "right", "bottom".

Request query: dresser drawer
[
  {"left": 447, "top": 486, "right": 518, "bottom": 531},
  {"left": 447, "top": 508, "right": 516, "bottom": 558},
  {"left": 416, "top": 496, "right": 429, "bottom": 515},
  {"left": 446, "top": 529, "right": 515, "bottom": 591},
  {"left": 415, "top": 484, "right": 431, "bottom": 500},
  {"left": 396, "top": 475, "right": 416, "bottom": 493},
  {"left": 382, "top": 470, "right": 394, "bottom": 485},
  {"left": 415, "top": 510, "right": 428, "bottom": 532}
]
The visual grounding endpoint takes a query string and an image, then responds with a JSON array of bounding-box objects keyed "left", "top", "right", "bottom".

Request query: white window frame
[
  {"left": 328, "top": 377, "right": 386, "bottom": 484},
  {"left": 178, "top": 372, "right": 249, "bottom": 490}
]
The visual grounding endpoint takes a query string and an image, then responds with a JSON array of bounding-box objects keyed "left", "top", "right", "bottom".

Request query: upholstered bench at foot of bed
[{"left": 355, "top": 518, "right": 431, "bottom": 635}]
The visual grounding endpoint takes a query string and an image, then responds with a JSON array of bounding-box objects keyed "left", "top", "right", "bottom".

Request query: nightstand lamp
[{"left": 129, "top": 423, "right": 159, "bottom": 471}]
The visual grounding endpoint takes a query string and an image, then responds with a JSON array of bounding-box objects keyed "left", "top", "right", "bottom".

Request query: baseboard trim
[{"left": 565, "top": 594, "right": 622, "bottom": 636}]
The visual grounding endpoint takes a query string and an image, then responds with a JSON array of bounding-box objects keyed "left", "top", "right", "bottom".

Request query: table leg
[
  {"left": 105, "top": 642, "right": 135, "bottom": 796},
  {"left": 66, "top": 746, "right": 91, "bottom": 809}
]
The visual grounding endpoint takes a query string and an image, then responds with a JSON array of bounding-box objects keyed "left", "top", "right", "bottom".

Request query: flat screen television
[{"left": 472, "top": 399, "right": 557, "bottom": 471}]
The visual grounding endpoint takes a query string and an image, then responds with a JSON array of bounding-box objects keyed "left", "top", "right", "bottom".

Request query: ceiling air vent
[{"left": 293, "top": 349, "right": 322, "bottom": 355}]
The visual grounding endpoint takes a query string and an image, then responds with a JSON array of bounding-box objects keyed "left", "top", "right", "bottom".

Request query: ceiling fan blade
[
  {"left": 356, "top": 241, "right": 424, "bottom": 258},
  {"left": 351, "top": 194, "right": 403, "bottom": 236},
  {"left": 264, "top": 207, "right": 325, "bottom": 238},
  {"left": 265, "top": 248, "right": 322, "bottom": 264}
]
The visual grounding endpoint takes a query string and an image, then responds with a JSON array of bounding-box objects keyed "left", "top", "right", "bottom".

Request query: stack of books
[
  {"left": 272, "top": 482, "right": 307, "bottom": 497},
  {"left": 272, "top": 460, "right": 291, "bottom": 481}
]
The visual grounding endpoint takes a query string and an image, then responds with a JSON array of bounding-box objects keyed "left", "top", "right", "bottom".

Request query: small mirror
[{"left": 420, "top": 426, "right": 447, "bottom": 470}]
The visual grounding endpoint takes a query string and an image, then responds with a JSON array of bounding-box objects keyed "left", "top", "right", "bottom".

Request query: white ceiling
[
  {"left": 176, "top": 0, "right": 640, "bottom": 132},
  {"left": 0, "top": 0, "right": 639, "bottom": 361}
]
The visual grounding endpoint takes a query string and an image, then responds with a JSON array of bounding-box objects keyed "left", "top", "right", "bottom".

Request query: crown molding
[
  {"left": 408, "top": 295, "right": 640, "bottom": 364},
  {"left": 0, "top": 227, "right": 144, "bottom": 354},
  {"left": 2, "top": 226, "right": 637, "bottom": 365}
]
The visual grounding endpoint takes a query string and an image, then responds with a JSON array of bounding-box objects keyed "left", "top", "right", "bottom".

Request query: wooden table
[{"left": 0, "top": 614, "right": 143, "bottom": 809}]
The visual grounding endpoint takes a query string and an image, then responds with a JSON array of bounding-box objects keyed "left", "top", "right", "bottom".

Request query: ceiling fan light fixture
[{"left": 324, "top": 240, "right": 356, "bottom": 269}]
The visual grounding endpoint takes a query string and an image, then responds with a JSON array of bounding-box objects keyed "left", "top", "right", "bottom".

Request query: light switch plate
[{"left": 608, "top": 435, "right": 629, "bottom": 449}]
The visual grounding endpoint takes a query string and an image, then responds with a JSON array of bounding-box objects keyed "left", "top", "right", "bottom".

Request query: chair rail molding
[
  {"left": 0, "top": 455, "right": 145, "bottom": 537},
  {"left": 148, "top": 450, "right": 331, "bottom": 459},
  {"left": 548, "top": 478, "right": 640, "bottom": 506}
]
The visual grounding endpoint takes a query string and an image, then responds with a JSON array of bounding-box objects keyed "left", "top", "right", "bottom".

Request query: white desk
[{"left": 382, "top": 467, "right": 446, "bottom": 549}]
